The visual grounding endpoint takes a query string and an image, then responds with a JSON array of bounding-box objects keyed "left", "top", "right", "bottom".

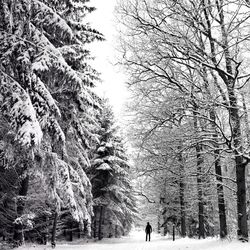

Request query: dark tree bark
[
  {"left": 69, "top": 221, "right": 73, "bottom": 242},
  {"left": 242, "top": 93, "right": 250, "bottom": 232},
  {"left": 163, "top": 220, "right": 168, "bottom": 236},
  {"left": 51, "top": 211, "right": 58, "bottom": 247},
  {"left": 178, "top": 149, "right": 186, "bottom": 237},
  {"left": 179, "top": 180, "right": 186, "bottom": 237},
  {"left": 93, "top": 217, "right": 97, "bottom": 238},
  {"left": 235, "top": 157, "right": 248, "bottom": 241},
  {"left": 226, "top": 85, "right": 248, "bottom": 240},
  {"left": 13, "top": 175, "right": 29, "bottom": 245},
  {"left": 43, "top": 215, "right": 49, "bottom": 245},
  {"left": 193, "top": 109, "right": 205, "bottom": 239},
  {"left": 78, "top": 226, "right": 81, "bottom": 239},
  {"left": 196, "top": 143, "right": 205, "bottom": 239},
  {"left": 214, "top": 148, "right": 227, "bottom": 238},
  {"left": 98, "top": 206, "right": 103, "bottom": 240},
  {"left": 207, "top": 103, "right": 227, "bottom": 238},
  {"left": 115, "top": 225, "right": 118, "bottom": 238}
]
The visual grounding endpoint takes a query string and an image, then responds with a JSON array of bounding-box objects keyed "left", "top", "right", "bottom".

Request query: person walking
[{"left": 145, "top": 222, "right": 152, "bottom": 241}]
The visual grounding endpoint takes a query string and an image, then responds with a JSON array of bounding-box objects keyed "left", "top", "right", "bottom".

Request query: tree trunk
[
  {"left": 235, "top": 157, "right": 248, "bottom": 241},
  {"left": 51, "top": 211, "right": 58, "bottom": 247},
  {"left": 78, "top": 226, "right": 81, "bottom": 239},
  {"left": 242, "top": 92, "right": 250, "bottom": 233},
  {"left": 193, "top": 109, "right": 205, "bottom": 239},
  {"left": 13, "top": 175, "right": 29, "bottom": 245},
  {"left": 172, "top": 224, "right": 175, "bottom": 241},
  {"left": 213, "top": 148, "right": 227, "bottom": 238},
  {"left": 157, "top": 213, "right": 161, "bottom": 234},
  {"left": 69, "top": 222, "right": 73, "bottom": 242},
  {"left": 43, "top": 215, "right": 49, "bottom": 245},
  {"left": 115, "top": 225, "right": 118, "bottom": 238},
  {"left": 214, "top": 151, "right": 227, "bottom": 238},
  {"left": 98, "top": 206, "right": 103, "bottom": 240},
  {"left": 220, "top": 83, "right": 248, "bottom": 241},
  {"left": 93, "top": 217, "right": 97, "bottom": 238},
  {"left": 209, "top": 109, "right": 227, "bottom": 238},
  {"left": 178, "top": 149, "right": 186, "bottom": 237},
  {"left": 215, "top": 0, "right": 248, "bottom": 240},
  {"left": 179, "top": 180, "right": 186, "bottom": 237},
  {"left": 163, "top": 220, "right": 168, "bottom": 236},
  {"left": 228, "top": 86, "right": 248, "bottom": 241},
  {"left": 241, "top": 93, "right": 250, "bottom": 146},
  {"left": 197, "top": 6, "right": 228, "bottom": 238},
  {"left": 196, "top": 143, "right": 205, "bottom": 239}
]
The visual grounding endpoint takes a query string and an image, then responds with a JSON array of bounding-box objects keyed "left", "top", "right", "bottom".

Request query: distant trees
[{"left": 117, "top": 0, "right": 250, "bottom": 241}]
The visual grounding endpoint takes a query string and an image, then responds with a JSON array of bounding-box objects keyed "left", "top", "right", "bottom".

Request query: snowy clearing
[{"left": 18, "top": 231, "right": 250, "bottom": 250}]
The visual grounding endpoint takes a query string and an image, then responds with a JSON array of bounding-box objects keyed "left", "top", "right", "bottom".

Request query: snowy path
[{"left": 18, "top": 231, "right": 250, "bottom": 250}]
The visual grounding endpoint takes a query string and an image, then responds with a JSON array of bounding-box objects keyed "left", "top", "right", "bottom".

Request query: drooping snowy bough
[{"left": 0, "top": 0, "right": 104, "bottom": 244}]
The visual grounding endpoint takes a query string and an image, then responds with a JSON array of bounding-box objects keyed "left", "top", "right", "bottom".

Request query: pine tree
[
  {"left": 89, "top": 102, "right": 137, "bottom": 239},
  {"left": 0, "top": 0, "right": 104, "bottom": 245}
]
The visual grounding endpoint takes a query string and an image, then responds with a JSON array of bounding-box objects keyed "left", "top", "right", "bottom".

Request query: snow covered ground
[{"left": 18, "top": 231, "right": 250, "bottom": 250}]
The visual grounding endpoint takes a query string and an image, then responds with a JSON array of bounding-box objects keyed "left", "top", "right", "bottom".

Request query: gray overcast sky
[{"left": 87, "top": 0, "right": 128, "bottom": 119}]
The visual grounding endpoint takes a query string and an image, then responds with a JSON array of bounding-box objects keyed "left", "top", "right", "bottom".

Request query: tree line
[
  {"left": 0, "top": 0, "right": 136, "bottom": 248},
  {"left": 117, "top": 0, "right": 250, "bottom": 242}
]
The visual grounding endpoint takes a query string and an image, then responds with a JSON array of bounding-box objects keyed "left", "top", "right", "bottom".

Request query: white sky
[{"left": 87, "top": 0, "right": 128, "bottom": 120}]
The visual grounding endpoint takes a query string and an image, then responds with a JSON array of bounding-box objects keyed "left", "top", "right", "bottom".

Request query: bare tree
[{"left": 117, "top": 0, "right": 250, "bottom": 241}]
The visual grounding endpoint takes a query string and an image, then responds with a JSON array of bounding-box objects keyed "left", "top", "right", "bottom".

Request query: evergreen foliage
[
  {"left": 90, "top": 102, "right": 137, "bottom": 239},
  {"left": 0, "top": 0, "right": 116, "bottom": 246},
  {"left": 0, "top": 1, "right": 137, "bottom": 245}
]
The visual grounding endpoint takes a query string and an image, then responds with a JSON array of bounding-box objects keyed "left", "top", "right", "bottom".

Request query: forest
[
  {"left": 0, "top": 0, "right": 136, "bottom": 248},
  {"left": 1, "top": 0, "right": 250, "bottom": 249}
]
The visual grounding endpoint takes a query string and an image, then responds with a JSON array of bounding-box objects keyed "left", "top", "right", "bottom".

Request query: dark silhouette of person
[{"left": 145, "top": 222, "right": 152, "bottom": 241}]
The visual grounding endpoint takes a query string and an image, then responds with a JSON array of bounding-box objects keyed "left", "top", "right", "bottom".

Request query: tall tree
[
  {"left": 90, "top": 102, "right": 137, "bottom": 239},
  {"left": 117, "top": 0, "right": 250, "bottom": 241},
  {"left": 0, "top": 0, "right": 103, "bottom": 245}
]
